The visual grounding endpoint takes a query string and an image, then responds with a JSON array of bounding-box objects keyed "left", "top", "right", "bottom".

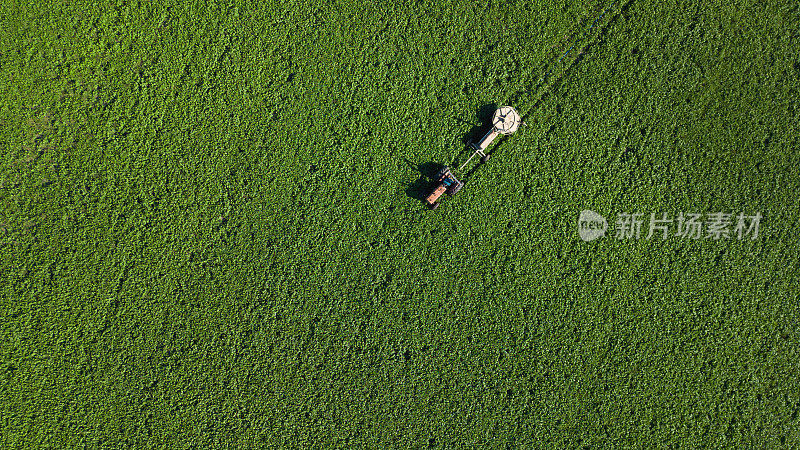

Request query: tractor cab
[{"left": 425, "top": 167, "right": 463, "bottom": 209}]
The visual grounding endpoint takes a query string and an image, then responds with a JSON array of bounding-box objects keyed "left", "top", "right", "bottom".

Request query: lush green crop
[{"left": 1, "top": 0, "right": 799, "bottom": 446}]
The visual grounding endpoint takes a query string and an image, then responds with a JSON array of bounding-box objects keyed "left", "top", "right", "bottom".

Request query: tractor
[
  {"left": 425, "top": 167, "right": 463, "bottom": 210},
  {"left": 424, "top": 106, "right": 522, "bottom": 209}
]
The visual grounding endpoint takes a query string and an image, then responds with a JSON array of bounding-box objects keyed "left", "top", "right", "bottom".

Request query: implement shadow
[
  {"left": 450, "top": 103, "right": 497, "bottom": 175},
  {"left": 461, "top": 103, "right": 498, "bottom": 147}
]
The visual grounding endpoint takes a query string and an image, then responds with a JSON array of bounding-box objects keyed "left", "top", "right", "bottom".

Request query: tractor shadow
[{"left": 403, "top": 160, "right": 443, "bottom": 202}]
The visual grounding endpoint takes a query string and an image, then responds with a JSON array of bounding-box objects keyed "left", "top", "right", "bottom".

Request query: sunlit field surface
[{"left": 1, "top": 0, "right": 799, "bottom": 446}]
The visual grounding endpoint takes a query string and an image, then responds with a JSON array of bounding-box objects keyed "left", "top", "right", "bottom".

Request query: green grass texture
[{"left": 1, "top": 0, "right": 799, "bottom": 446}]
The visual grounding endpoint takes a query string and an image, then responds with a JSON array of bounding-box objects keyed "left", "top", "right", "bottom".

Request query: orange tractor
[
  {"left": 424, "top": 167, "right": 464, "bottom": 210},
  {"left": 425, "top": 106, "right": 522, "bottom": 209}
]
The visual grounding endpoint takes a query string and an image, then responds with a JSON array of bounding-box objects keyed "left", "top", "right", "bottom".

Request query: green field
[{"left": 2, "top": 0, "right": 799, "bottom": 446}]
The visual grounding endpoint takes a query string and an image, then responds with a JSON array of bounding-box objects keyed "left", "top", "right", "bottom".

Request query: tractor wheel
[
  {"left": 449, "top": 182, "right": 464, "bottom": 195},
  {"left": 481, "top": 154, "right": 491, "bottom": 163}
]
